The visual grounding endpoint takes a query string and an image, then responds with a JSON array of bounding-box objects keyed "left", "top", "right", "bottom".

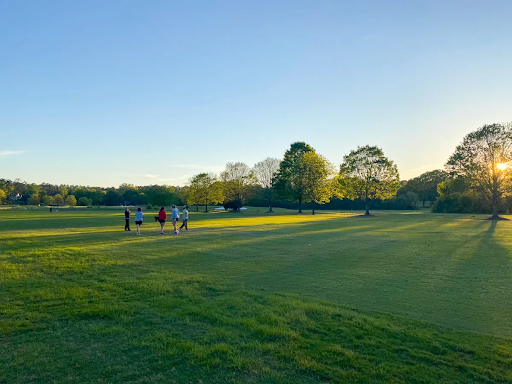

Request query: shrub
[
  {"left": 77, "top": 197, "right": 92, "bottom": 206},
  {"left": 28, "top": 194, "right": 40, "bottom": 205},
  {"left": 146, "top": 204, "right": 153, "bottom": 209},
  {"left": 224, "top": 201, "right": 239, "bottom": 211},
  {"left": 65, "top": 195, "right": 77, "bottom": 207}
]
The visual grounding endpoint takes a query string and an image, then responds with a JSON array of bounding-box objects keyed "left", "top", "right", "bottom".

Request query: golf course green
[{"left": 1, "top": 207, "right": 512, "bottom": 383}]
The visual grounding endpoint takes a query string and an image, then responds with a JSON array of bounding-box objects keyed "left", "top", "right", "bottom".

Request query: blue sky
[{"left": 1, "top": 1, "right": 511, "bottom": 187}]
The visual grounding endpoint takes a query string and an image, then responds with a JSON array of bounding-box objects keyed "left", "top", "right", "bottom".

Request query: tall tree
[
  {"left": 28, "top": 193, "right": 40, "bottom": 205},
  {"left": 301, "top": 151, "right": 336, "bottom": 214},
  {"left": 188, "top": 173, "right": 224, "bottom": 212},
  {"left": 275, "top": 142, "right": 314, "bottom": 213},
  {"left": 446, "top": 122, "right": 512, "bottom": 219},
  {"left": 402, "top": 170, "right": 448, "bottom": 207},
  {"left": 220, "top": 162, "right": 254, "bottom": 211},
  {"left": 253, "top": 157, "right": 281, "bottom": 213},
  {"left": 53, "top": 193, "right": 65, "bottom": 205},
  {"left": 339, "top": 145, "right": 400, "bottom": 216},
  {"left": 58, "top": 185, "right": 68, "bottom": 197},
  {"left": 43, "top": 195, "right": 54, "bottom": 205},
  {"left": 65, "top": 195, "right": 77, "bottom": 207}
]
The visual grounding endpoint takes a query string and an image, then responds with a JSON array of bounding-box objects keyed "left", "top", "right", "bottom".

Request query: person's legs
[
  {"left": 125, "top": 219, "right": 129, "bottom": 231},
  {"left": 185, "top": 219, "right": 188, "bottom": 230},
  {"left": 136, "top": 223, "right": 141, "bottom": 234},
  {"left": 160, "top": 221, "right": 165, "bottom": 234},
  {"left": 172, "top": 219, "right": 177, "bottom": 233}
]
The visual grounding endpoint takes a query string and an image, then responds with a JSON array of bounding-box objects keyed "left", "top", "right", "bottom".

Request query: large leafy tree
[
  {"left": 403, "top": 170, "right": 448, "bottom": 207},
  {"left": 188, "top": 173, "right": 224, "bottom": 212},
  {"left": 65, "top": 195, "right": 77, "bottom": 207},
  {"left": 253, "top": 157, "right": 281, "bottom": 213},
  {"left": 42, "top": 195, "right": 54, "bottom": 205},
  {"left": 301, "top": 151, "right": 336, "bottom": 214},
  {"left": 58, "top": 185, "right": 68, "bottom": 197},
  {"left": 275, "top": 142, "right": 314, "bottom": 213},
  {"left": 145, "top": 185, "right": 178, "bottom": 207},
  {"left": 28, "top": 193, "right": 40, "bottom": 205},
  {"left": 339, "top": 145, "right": 400, "bottom": 216},
  {"left": 53, "top": 193, "right": 65, "bottom": 205},
  {"left": 220, "top": 162, "right": 254, "bottom": 211},
  {"left": 446, "top": 122, "right": 512, "bottom": 219}
]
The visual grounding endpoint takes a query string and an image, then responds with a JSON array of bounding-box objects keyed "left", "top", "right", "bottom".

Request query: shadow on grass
[
  {"left": 442, "top": 220, "right": 512, "bottom": 336},
  {"left": 2, "top": 269, "right": 512, "bottom": 383}
]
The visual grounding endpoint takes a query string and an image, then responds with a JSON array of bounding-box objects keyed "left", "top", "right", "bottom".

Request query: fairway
[{"left": 1, "top": 208, "right": 512, "bottom": 383}]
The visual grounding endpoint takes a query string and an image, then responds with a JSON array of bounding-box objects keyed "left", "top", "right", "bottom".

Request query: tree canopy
[
  {"left": 301, "top": 151, "right": 336, "bottom": 214},
  {"left": 402, "top": 170, "right": 448, "bottom": 207},
  {"left": 220, "top": 162, "right": 254, "bottom": 211},
  {"left": 253, "top": 157, "right": 281, "bottom": 212},
  {"left": 339, "top": 145, "right": 400, "bottom": 216},
  {"left": 275, "top": 142, "right": 314, "bottom": 213},
  {"left": 188, "top": 173, "right": 224, "bottom": 212},
  {"left": 446, "top": 123, "right": 512, "bottom": 219}
]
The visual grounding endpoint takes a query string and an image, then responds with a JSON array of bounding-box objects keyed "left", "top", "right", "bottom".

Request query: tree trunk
[
  {"left": 491, "top": 191, "right": 499, "bottom": 219},
  {"left": 365, "top": 200, "right": 370, "bottom": 216},
  {"left": 196, "top": 205, "right": 199, "bottom": 211},
  {"left": 268, "top": 188, "right": 273, "bottom": 213},
  {"left": 491, "top": 175, "right": 500, "bottom": 219},
  {"left": 205, "top": 204, "right": 208, "bottom": 212},
  {"left": 422, "top": 200, "right": 426, "bottom": 208},
  {"left": 298, "top": 197, "right": 302, "bottom": 213},
  {"left": 312, "top": 201, "right": 315, "bottom": 215}
]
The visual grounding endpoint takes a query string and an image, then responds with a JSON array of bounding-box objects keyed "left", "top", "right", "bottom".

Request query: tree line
[{"left": 2, "top": 121, "right": 511, "bottom": 217}]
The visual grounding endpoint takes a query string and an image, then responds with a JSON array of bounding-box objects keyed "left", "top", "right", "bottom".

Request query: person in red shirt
[{"left": 158, "top": 207, "right": 167, "bottom": 234}]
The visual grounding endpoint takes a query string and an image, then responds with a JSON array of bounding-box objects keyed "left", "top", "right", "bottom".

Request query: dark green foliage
[
  {"left": 401, "top": 170, "right": 448, "bottom": 207},
  {"left": 275, "top": 142, "right": 315, "bottom": 213},
  {"left": 394, "top": 191, "right": 420, "bottom": 209},
  {"left": 104, "top": 189, "right": 122, "bottom": 206},
  {"left": 77, "top": 197, "right": 92, "bottom": 206},
  {"left": 339, "top": 145, "right": 400, "bottom": 215},
  {"left": 223, "top": 200, "right": 239, "bottom": 210}
]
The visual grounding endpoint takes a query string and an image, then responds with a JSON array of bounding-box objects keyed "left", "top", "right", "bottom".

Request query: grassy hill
[{"left": 1, "top": 208, "right": 511, "bottom": 382}]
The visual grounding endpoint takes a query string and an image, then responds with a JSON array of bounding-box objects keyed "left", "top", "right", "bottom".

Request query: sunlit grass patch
[{"left": 2, "top": 208, "right": 512, "bottom": 382}]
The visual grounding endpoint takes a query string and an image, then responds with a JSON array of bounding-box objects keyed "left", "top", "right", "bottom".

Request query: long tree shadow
[
  {"left": 8, "top": 213, "right": 511, "bottom": 337},
  {"left": 0, "top": 213, "right": 363, "bottom": 255},
  {"left": 440, "top": 220, "right": 512, "bottom": 336}
]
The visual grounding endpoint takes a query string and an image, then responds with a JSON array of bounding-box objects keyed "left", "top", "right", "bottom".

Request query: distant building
[{"left": 8, "top": 193, "right": 22, "bottom": 201}]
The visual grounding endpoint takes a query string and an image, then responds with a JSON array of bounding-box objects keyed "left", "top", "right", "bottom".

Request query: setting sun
[{"left": 498, "top": 163, "right": 507, "bottom": 171}]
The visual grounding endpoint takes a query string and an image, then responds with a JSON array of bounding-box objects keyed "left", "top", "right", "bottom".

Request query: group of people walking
[{"left": 124, "top": 205, "right": 189, "bottom": 235}]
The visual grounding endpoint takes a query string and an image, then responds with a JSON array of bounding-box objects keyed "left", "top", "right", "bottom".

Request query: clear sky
[{"left": 1, "top": 1, "right": 511, "bottom": 187}]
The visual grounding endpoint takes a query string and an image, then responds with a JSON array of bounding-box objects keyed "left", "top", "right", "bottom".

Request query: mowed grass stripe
[{"left": 1, "top": 208, "right": 512, "bottom": 382}]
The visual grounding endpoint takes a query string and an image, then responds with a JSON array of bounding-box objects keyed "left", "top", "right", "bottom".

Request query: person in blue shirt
[
  {"left": 171, "top": 205, "right": 180, "bottom": 234},
  {"left": 135, "top": 207, "right": 144, "bottom": 235}
]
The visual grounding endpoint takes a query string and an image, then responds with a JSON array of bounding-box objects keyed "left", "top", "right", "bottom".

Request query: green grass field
[{"left": 1, "top": 207, "right": 512, "bottom": 383}]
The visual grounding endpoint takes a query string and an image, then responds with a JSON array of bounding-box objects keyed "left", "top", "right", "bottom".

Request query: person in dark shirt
[{"left": 124, "top": 208, "right": 131, "bottom": 231}]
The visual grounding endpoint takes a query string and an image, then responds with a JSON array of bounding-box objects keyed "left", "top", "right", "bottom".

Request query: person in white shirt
[
  {"left": 179, "top": 206, "right": 189, "bottom": 231},
  {"left": 135, "top": 207, "right": 144, "bottom": 235},
  {"left": 171, "top": 205, "right": 180, "bottom": 234}
]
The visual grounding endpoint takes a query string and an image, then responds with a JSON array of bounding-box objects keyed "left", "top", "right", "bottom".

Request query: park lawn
[{"left": 1, "top": 207, "right": 512, "bottom": 383}]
